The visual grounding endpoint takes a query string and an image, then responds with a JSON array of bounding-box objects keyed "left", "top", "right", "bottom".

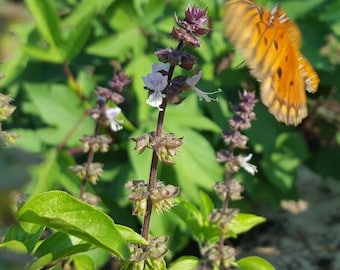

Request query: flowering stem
[
  {"left": 142, "top": 94, "right": 168, "bottom": 240},
  {"left": 80, "top": 114, "right": 101, "bottom": 200},
  {"left": 141, "top": 42, "right": 185, "bottom": 241},
  {"left": 166, "top": 41, "right": 184, "bottom": 82},
  {"left": 218, "top": 169, "right": 232, "bottom": 266}
]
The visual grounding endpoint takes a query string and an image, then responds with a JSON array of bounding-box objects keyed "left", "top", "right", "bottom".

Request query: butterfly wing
[
  {"left": 224, "top": 1, "right": 289, "bottom": 79},
  {"left": 298, "top": 56, "right": 320, "bottom": 94},
  {"left": 261, "top": 43, "right": 308, "bottom": 125},
  {"left": 224, "top": 0, "right": 319, "bottom": 125}
]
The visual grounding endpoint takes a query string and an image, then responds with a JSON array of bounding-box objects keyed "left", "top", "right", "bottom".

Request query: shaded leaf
[
  {"left": 25, "top": 0, "right": 63, "bottom": 47},
  {"left": 29, "top": 232, "right": 93, "bottom": 270}
]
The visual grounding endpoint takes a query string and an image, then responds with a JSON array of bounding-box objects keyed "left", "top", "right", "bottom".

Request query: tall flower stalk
[
  {"left": 200, "top": 90, "right": 258, "bottom": 269},
  {"left": 127, "top": 5, "right": 220, "bottom": 268},
  {"left": 70, "top": 71, "right": 130, "bottom": 201}
]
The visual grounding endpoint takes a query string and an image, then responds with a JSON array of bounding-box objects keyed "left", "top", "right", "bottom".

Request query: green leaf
[
  {"left": 23, "top": 82, "right": 94, "bottom": 147},
  {"left": 73, "top": 255, "right": 95, "bottom": 270},
  {"left": 0, "top": 240, "right": 28, "bottom": 254},
  {"left": 261, "top": 132, "right": 309, "bottom": 192},
  {"left": 16, "top": 191, "right": 130, "bottom": 260},
  {"left": 237, "top": 256, "right": 275, "bottom": 270},
  {"left": 25, "top": 0, "right": 63, "bottom": 48},
  {"left": 27, "top": 149, "right": 59, "bottom": 196},
  {"left": 171, "top": 128, "right": 222, "bottom": 203},
  {"left": 23, "top": 45, "right": 65, "bottom": 63},
  {"left": 11, "top": 129, "right": 42, "bottom": 152},
  {"left": 86, "top": 27, "right": 147, "bottom": 59},
  {"left": 199, "top": 192, "right": 214, "bottom": 220},
  {"left": 107, "top": 1, "right": 139, "bottom": 31},
  {"left": 229, "top": 214, "right": 266, "bottom": 235},
  {"left": 116, "top": 225, "right": 148, "bottom": 245},
  {"left": 165, "top": 95, "right": 221, "bottom": 133},
  {"left": 172, "top": 198, "right": 204, "bottom": 240},
  {"left": 169, "top": 256, "right": 199, "bottom": 270},
  {"left": 4, "top": 222, "right": 44, "bottom": 253},
  {"left": 0, "top": 51, "right": 29, "bottom": 88},
  {"left": 29, "top": 232, "right": 93, "bottom": 270},
  {"left": 27, "top": 150, "right": 82, "bottom": 196},
  {"left": 80, "top": 248, "right": 110, "bottom": 270},
  {"left": 197, "top": 213, "right": 265, "bottom": 244},
  {"left": 281, "top": 0, "right": 327, "bottom": 20},
  {"left": 125, "top": 54, "right": 154, "bottom": 122},
  {"left": 62, "top": 9, "right": 95, "bottom": 60}
]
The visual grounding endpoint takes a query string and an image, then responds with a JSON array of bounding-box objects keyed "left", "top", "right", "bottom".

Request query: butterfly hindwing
[{"left": 262, "top": 43, "right": 307, "bottom": 125}]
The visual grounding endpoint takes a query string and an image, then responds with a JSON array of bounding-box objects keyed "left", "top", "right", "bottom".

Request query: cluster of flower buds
[
  {"left": 0, "top": 94, "right": 16, "bottom": 121},
  {"left": 217, "top": 90, "right": 258, "bottom": 175},
  {"left": 201, "top": 244, "right": 236, "bottom": 269},
  {"left": 89, "top": 95, "right": 123, "bottom": 132},
  {"left": 69, "top": 163, "right": 103, "bottom": 184},
  {"left": 125, "top": 180, "right": 179, "bottom": 216},
  {"left": 172, "top": 5, "right": 210, "bottom": 48},
  {"left": 89, "top": 71, "right": 130, "bottom": 132},
  {"left": 80, "top": 135, "right": 112, "bottom": 153},
  {"left": 127, "top": 236, "right": 169, "bottom": 268},
  {"left": 0, "top": 94, "right": 18, "bottom": 147},
  {"left": 209, "top": 208, "right": 239, "bottom": 229},
  {"left": 229, "top": 90, "right": 257, "bottom": 130},
  {"left": 213, "top": 179, "right": 244, "bottom": 201},
  {"left": 131, "top": 132, "right": 184, "bottom": 165}
]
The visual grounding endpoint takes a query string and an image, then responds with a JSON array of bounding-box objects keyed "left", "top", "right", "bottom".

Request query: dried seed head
[
  {"left": 0, "top": 94, "right": 16, "bottom": 121},
  {"left": 149, "top": 181, "right": 180, "bottom": 213},
  {"left": 209, "top": 208, "right": 239, "bottom": 228},
  {"left": 125, "top": 180, "right": 149, "bottom": 216}
]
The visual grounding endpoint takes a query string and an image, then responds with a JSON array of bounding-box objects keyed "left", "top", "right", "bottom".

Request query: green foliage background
[{"left": 0, "top": 0, "right": 339, "bottom": 268}]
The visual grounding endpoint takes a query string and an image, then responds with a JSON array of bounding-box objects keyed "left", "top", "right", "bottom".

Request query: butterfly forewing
[{"left": 224, "top": 0, "right": 319, "bottom": 125}]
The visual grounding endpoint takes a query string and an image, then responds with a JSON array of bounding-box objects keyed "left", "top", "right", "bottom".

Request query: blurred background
[{"left": 0, "top": 0, "right": 339, "bottom": 269}]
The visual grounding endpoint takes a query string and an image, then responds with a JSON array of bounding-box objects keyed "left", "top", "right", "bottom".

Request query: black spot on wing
[{"left": 277, "top": 67, "right": 282, "bottom": 79}]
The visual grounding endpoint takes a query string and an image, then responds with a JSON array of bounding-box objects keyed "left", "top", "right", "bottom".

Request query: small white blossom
[
  {"left": 238, "top": 154, "right": 257, "bottom": 175},
  {"left": 186, "top": 71, "right": 222, "bottom": 102},
  {"left": 142, "top": 71, "right": 168, "bottom": 109},
  {"left": 142, "top": 70, "right": 168, "bottom": 92},
  {"left": 147, "top": 89, "right": 164, "bottom": 108},
  {"left": 152, "top": 63, "right": 170, "bottom": 73},
  {"left": 105, "top": 107, "right": 123, "bottom": 131}
]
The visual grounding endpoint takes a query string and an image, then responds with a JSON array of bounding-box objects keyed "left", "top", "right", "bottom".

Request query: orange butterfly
[{"left": 224, "top": 0, "right": 319, "bottom": 126}]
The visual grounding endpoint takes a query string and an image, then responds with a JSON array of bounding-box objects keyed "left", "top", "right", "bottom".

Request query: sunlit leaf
[{"left": 16, "top": 191, "right": 130, "bottom": 260}]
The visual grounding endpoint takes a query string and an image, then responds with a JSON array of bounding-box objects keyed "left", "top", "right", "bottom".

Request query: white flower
[
  {"left": 238, "top": 154, "right": 257, "bottom": 175},
  {"left": 146, "top": 90, "right": 164, "bottom": 108},
  {"left": 105, "top": 107, "right": 123, "bottom": 131},
  {"left": 185, "top": 71, "right": 222, "bottom": 102},
  {"left": 142, "top": 70, "right": 168, "bottom": 109},
  {"left": 142, "top": 69, "right": 168, "bottom": 93},
  {"left": 152, "top": 63, "right": 170, "bottom": 73}
]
